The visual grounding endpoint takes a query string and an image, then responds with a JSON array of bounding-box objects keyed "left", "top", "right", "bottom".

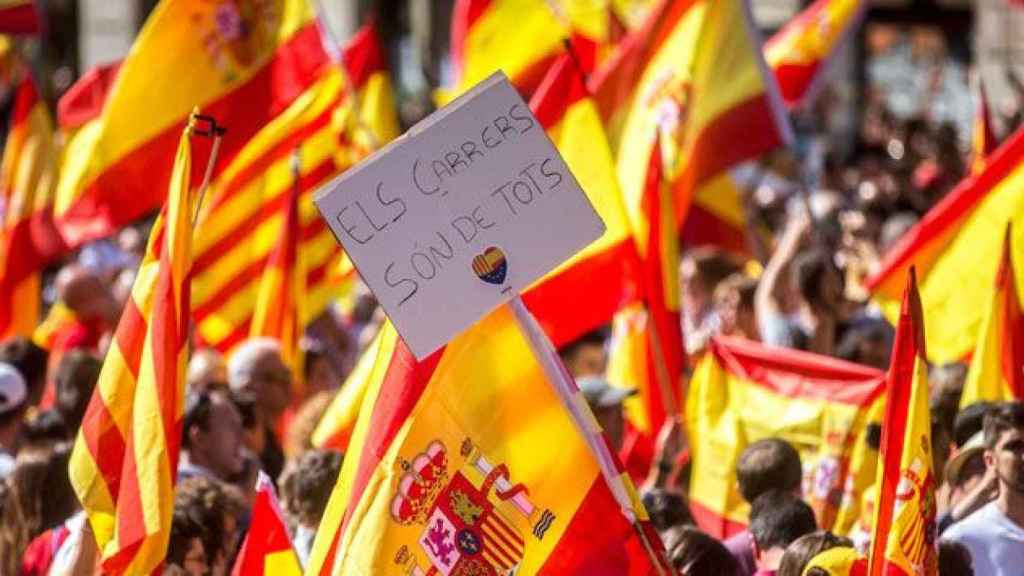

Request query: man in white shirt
[{"left": 943, "top": 402, "right": 1024, "bottom": 576}]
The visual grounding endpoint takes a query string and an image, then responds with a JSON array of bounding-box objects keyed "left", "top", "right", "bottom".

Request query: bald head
[
  {"left": 228, "top": 339, "right": 291, "bottom": 418},
  {"left": 56, "top": 265, "right": 119, "bottom": 323},
  {"left": 187, "top": 348, "right": 228, "bottom": 394}
]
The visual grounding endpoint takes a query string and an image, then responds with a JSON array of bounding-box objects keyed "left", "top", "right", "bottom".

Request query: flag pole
[
  {"left": 507, "top": 295, "right": 670, "bottom": 575},
  {"left": 188, "top": 111, "right": 227, "bottom": 227}
]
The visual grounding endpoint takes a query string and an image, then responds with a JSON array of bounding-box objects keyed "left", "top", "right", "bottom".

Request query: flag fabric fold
[
  {"left": 960, "top": 225, "right": 1024, "bottom": 407},
  {"left": 686, "top": 336, "right": 886, "bottom": 539},
  {"left": 0, "top": 0, "right": 40, "bottom": 34},
  {"left": 970, "top": 76, "right": 998, "bottom": 175},
  {"left": 867, "top": 269, "right": 939, "bottom": 576},
  {"left": 231, "top": 471, "right": 302, "bottom": 576},
  {"left": 68, "top": 119, "right": 197, "bottom": 573}
]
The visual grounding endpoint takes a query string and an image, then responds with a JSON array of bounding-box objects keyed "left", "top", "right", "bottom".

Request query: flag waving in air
[
  {"left": 231, "top": 472, "right": 302, "bottom": 576},
  {"left": 970, "top": 75, "right": 999, "bottom": 175},
  {"left": 959, "top": 225, "right": 1024, "bottom": 407},
  {"left": 69, "top": 117, "right": 199, "bottom": 573},
  {"left": 867, "top": 269, "right": 939, "bottom": 576}
]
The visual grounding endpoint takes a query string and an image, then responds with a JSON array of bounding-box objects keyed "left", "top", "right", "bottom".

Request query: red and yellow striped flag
[
  {"left": 960, "top": 225, "right": 1024, "bottom": 407},
  {"left": 867, "top": 269, "right": 939, "bottom": 576},
  {"left": 764, "top": 0, "right": 866, "bottom": 110},
  {"left": 686, "top": 337, "right": 885, "bottom": 538},
  {"left": 865, "top": 127, "right": 1024, "bottom": 363},
  {"left": 231, "top": 472, "right": 302, "bottom": 576},
  {"left": 971, "top": 77, "right": 998, "bottom": 175},
  {"left": 0, "top": 1, "right": 40, "bottom": 34},
  {"left": 0, "top": 69, "right": 64, "bottom": 339},
  {"left": 55, "top": 0, "right": 333, "bottom": 248},
  {"left": 68, "top": 120, "right": 197, "bottom": 573},
  {"left": 306, "top": 307, "right": 665, "bottom": 575}
]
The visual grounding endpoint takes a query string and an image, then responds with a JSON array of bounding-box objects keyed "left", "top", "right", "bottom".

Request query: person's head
[
  {"left": 227, "top": 339, "right": 291, "bottom": 418},
  {"left": 946, "top": 431, "right": 987, "bottom": 509},
  {"left": 187, "top": 348, "right": 228, "bottom": 394},
  {"left": 280, "top": 449, "right": 343, "bottom": 528},
  {"left": 0, "top": 338, "right": 47, "bottom": 406},
  {"left": 0, "top": 362, "right": 27, "bottom": 443},
  {"left": 167, "top": 477, "right": 234, "bottom": 576},
  {"left": 835, "top": 320, "right": 893, "bottom": 370},
  {"left": 792, "top": 249, "right": 843, "bottom": 312},
  {"left": 641, "top": 488, "right": 694, "bottom": 534},
  {"left": 955, "top": 402, "right": 997, "bottom": 448},
  {"left": 302, "top": 340, "right": 339, "bottom": 396},
  {"left": 55, "top": 264, "right": 120, "bottom": 325},
  {"left": 932, "top": 404, "right": 954, "bottom": 487},
  {"left": 983, "top": 402, "right": 1024, "bottom": 495},
  {"left": 662, "top": 525, "right": 738, "bottom": 575},
  {"left": 558, "top": 328, "right": 608, "bottom": 379},
  {"left": 714, "top": 273, "right": 759, "bottom": 339},
  {"left": 878, "top": 212, "right": 919, "bottom": 254},
  {"left": 737, "top": 438, "right": 803, "bottom": 504},
  {"left": 937, "top": 540, "right": 973, "bottom": 576},
  {"left": 929, "top": 363, "right": 968, "bottom": 417},
  {"left": 182, "top": 390, "right": 245, "bottom": 481},
  {"left": 680, "top": 248, "right": 740, "bottom": 320},
  {"left": 54, "top": 350, "right": 102, "bottom": 433},
  {"left": 19, "top": 410, "right": 69, "bottom": 453},
  {"left": 579, "top": 376, "right": 633, "bottom": 450},
  {"left": 749, "top": 490, "right": 817, "bottom": 571},
  {"left": 283, "top": 391, "right": 334, "bottom": 458},
  {"left": 777, "top": 531, "right": 853, "bottom": 576}
]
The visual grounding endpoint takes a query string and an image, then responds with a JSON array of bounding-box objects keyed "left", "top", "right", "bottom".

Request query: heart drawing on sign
[{"left": 471, "top": 247, "right": 508, "bottom": 285}]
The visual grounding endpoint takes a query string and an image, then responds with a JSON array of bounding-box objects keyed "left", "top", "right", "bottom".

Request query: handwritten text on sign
[{"left": 315, "top": 73, "right": 604, "bottom": 358}]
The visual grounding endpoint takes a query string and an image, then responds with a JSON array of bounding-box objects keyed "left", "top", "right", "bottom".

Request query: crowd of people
[{"left": 0, "top": 49, "right": 1021, "bottom": 575}]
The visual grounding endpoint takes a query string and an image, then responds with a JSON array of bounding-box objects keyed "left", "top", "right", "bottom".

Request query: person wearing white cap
[
  {"left": 578, "top": 376, "right": 636, "bottom": 451},
  {"left": 0, "top": 361, "right": 28, "bottom": 478}
]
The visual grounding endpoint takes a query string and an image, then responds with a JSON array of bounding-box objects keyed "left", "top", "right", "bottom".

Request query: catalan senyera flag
[
  {"left": 867, "top": 270, "right": 939, "bottom": 576},
  {"left": 307, "top": 307, "right": 665, "bottom": 575},
  {"left": 249, "top": 153, "right": 305, "bottom": 372},
  {"left": 231, "top": 472, "right": 302, "bottom": 576},
  {"left": 594, "top": 0, "right": 792, "bottom": 254},
  {"left": 686, "top": 336, "right": 886, "bottom": 539},
  {"left": 0, "top": 1, "right": 40, "bottom": 34},
  {"left": 69, "top": 121, "right": 196, "bottom": 574},
  {"left": 865, "top": 126, "right": 1024, "bottom": 364},
  {"left": 764, "top": 0, "right": 866, "bottom": 110},
  {"left": 960, "top": 225, "right": 1024, "bottom": 408},
  {"left": 971, "top": 76, "right": 998, "bottom": 176},
  {"left": 55, "top": 0, "right": 333, "bottom": 248},
  {"left": 0, "top": 69, "right": 63, "bottom": 339}
]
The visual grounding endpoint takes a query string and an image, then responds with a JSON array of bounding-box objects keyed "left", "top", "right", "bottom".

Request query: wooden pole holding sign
[{"left": 507, "top": 296, "right": 670, "bottom": 575}]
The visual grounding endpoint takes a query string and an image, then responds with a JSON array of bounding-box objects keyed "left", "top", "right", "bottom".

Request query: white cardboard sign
[{"left": 314, "top": 72, "right": 605, "bottom": 359}]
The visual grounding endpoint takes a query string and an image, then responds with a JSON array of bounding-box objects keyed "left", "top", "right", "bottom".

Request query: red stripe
[
  {"left": 689, "top": 497, "right": 748, "bottom": 540},
  {"left": 997, "top": 230, "right": 1024, "bottom": 399},
  {"left": 866, "top": 124, "right": 1024, "bottom": 293},
  {"left": 193, "top": 159, "right": 336, "bottom": 273},
  {"left": 56, "top": 23, "right": 330, "bottom": 248},
  {"left": 80, "top": 395, "right": 127, "bottom": 506},
  {"left": 57, "top": 61, "right": 123, "bottom": 131},
  {"left": 114, "top": 297, "right": 149, "bottom": 379},
  {"left": 0, "top": 4, "right": 39, "bottom": 35},
  {"left": 107, "top": 414, "right": 147, "bottom": 573},
  {"left": 681, "top": 202, "right": 749, "bottom": 255},
  {"left": 707, "top": 336, "right": 887, "bottom": 406},
  {"left": 449, "top": 0, "right": 493, "bottom": 83},
  {"left": 342, "top": 21, "right": 387, "bottom": 90},
  {"left": 529, "top": 54, "right": 589, "bottom": 131},
  {"left": 522, "top": 239, "right": 642, "bottom": 347},
  {"left": 9, "top": 75, "right": 39, "bottom": 126},
  {"left": 482, "top": 514, "right": 525, "bottom": 550},
  {"left": 152, "top": 243, "right": 188, "bottom": 485}
]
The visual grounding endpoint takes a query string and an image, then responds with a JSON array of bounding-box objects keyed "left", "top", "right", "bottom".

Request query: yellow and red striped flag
[
  {"left": 249, "top": 153, "right": 305, "bottom": 371},
  {"left": 0, "top": 1, "right": 40, "bottom": 34},
  {"left": 764, "top": 0, "right": 866, "bottom": 110},
  {"left": 867, "top": 269, "right": 939, "bottom": 576},
  {"left": 865, "top": 127, "right": 1024, "bottom": 364},
  {"left": 960, "top": 225, "right": 1024, "bottom": 407},
  {"left": 68, "top": 119, "right": 197, "bottom": 573},
  {"left": 0, "top": 68, "right": 63, "bottom": 339},
  {"left": 593, "top": 0, "right": 792, "bottom": 254},
  {"left": 970, "top": 76, "right": 998, "bottom": 175},
  {"left": 54, "top": 0, "right": 334, "bottom": 248},
  {"left": 686, "top": 336, "right": 886, "bottom": 538},
  {"left": 231, "top": 472, "right": 302, "bottom": 576},
  {"left": 306, "top": 307, "right": 666, "bottom": 575}
]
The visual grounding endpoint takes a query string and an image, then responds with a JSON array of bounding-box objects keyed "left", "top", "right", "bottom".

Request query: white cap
[{"left": 0, "top": 362, "right": 27, "bottom": 415}]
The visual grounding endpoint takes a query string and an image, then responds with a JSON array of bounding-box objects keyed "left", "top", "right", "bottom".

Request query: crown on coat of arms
[{"left": 391, "top": 440, "right": 449, "bottom": 525}]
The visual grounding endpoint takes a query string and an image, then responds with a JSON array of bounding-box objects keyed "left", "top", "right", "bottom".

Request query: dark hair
[
  {"left": 777, "top": 531, "right": 853, "bottom": 576},
  {"left": 558, "top": 327, "right": 609, "bottom": 359},
  {"left": 641, "top": 488, "right": 694, "bottom": 533},
  {"left": 54, "top": 350, "right": 102, "bottom": 433},
  {"left": 662, "top": 525, "right": 738, "bottom": 575},
  {"left": 737, "top": 438, "right": 802, "bottom": 503},
  {"left": 167, "top": 477, "right": 230, "bottom": 570},
  {"left": 938, "top": 540, "right": 974, "bottom": 576},
  {"left": 182, "top": 390, "right": 232, "bottom": 451},
  {"left": 281, "top": 449, "right": 343, "bottom": 527},
  {"left": 687, "top": 247, "right": 741, "bottom": 293},
  {"left": 792, "top": 249, "right": 841, "bottom": 308},
  {"left": 866, "top": 423, "right": 883, "bottom": 451},
  {"left": 749, "top": 491, "right": 817, "bottom": 552},
  {"left": 956, "top": 402, "right": 997, "bottom": 448},
  {"left": 21, "top": 410, "right": 70, "bottom": 449},
  {"left": 0, "top": 338, "right": 48, "bottom": 391},
  {"left": 983, "top": 402, "right": 1024, "bottom": 450}
]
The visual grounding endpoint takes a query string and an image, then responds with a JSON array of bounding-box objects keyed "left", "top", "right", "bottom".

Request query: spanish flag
[
  {"left": 970, "top": 76, "right": 998, "bottom": 176},
  {"left": 865, "top": 127, "right": 1024, "bottom": 363},
  {"left": 55, "top": 0, "right": 333, "bottom": 247},
  {"left": 0, "top": 69, "right": 63, "bottom": 339},
  {"left": 686, "top": 337, "right": 885, "bottom": 538},
  {"left": 336, "top": 20, "right": 400, "bottom": 164},
  {"left": 69, "top": 119, "right": 196, "bottom": 573},
  {"left": 867, "top": 269, "right": 939, "bottom": 576},
  {"left": 231, "top": 472, "right": 302, "bottom": 576},
  {"left": 960, "top": 225, "right": 1024, "bottom": 407},
  {"left": 594, "top": 0, "right": 792, "bottom": 249},
  {"left": 764, "top": 0, "right": 866, "bottom": 110},
  {"left": 0, "top": 1, "right": 39, "bottom": 34},
  {"left": 306, "top": 308, "right": 666, "bottom": 575}
]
